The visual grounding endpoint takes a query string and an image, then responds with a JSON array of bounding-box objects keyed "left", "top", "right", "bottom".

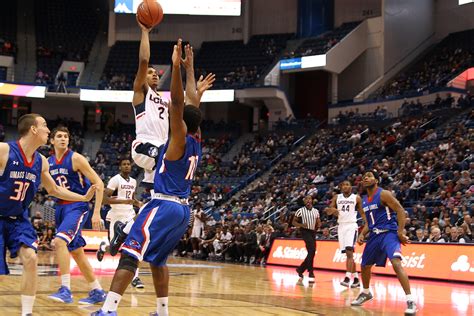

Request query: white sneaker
[{"left": 405, "top": 301, "right": 417, "bottom": 315}]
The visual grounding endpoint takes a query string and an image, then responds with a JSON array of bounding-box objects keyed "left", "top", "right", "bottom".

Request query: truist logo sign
[
  {"left": 333, "top": 249, "right": 426, "bottom": 269},
  {"left": 451, "top": 255, "right": 474, "bottom": 273},
  {"left": 272, "top": 246, "right": 308, "bottom": 260}
]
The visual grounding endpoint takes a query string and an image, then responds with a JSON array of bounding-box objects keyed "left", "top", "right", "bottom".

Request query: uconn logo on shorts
[
  {"left": 148, "top": 146, "right": 159, "bottom": 158},
  {"left": 129, "top": 239, "right": 142, "bottom": 251}
]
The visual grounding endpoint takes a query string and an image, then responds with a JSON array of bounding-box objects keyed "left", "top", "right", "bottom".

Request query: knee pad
[{"left": 117, "top": 253, "right": 139, "bottom": 273}]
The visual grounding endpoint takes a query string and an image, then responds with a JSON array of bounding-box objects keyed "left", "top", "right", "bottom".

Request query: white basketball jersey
[
  {"left": 193, "top": 209, "right": 205, "bottom": 228},
  {"left": 106, "top": 174, "right": 137, "bottom": 215},
  {"left": 133, "top": 87, "right": 169, "bottom": 146},
  {"left": 336, "top": 193, "right": 358, "bottom": 224}
]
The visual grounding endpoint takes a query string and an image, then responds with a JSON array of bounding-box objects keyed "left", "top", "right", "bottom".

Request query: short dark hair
[
  {"left": 18, "top": 113, "right": 41, "bottom": 136},
  {"left": 50, "top": 126, "right": 70, "bottom": 139},
  {"left": 183, "top": 105, "right": 202, "bottom": 134},
  {"left": 118, "top": 157, "right": 131, "bottom": 165}
]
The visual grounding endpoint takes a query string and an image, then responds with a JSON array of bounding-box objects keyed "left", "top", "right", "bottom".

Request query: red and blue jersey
[
  {"left": 362, "top": 188, "right": 398, "bottom": 231},
  {"left": 48, "top": 149, "right": 90, "bottom": 201},
  {"left": 0, "top": 142, "right": 43, "bottom": 217},
  {"left": 154, "top": 134, "right": 201, "bottom": 199}
]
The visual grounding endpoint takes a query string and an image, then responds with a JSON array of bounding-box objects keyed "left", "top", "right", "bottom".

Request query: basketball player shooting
[
  {"left": 93, "top": 38, "right": 203, "bottom": 316},
  {"left": 109, "top": 35, "right": 214, "bottom": 256}
]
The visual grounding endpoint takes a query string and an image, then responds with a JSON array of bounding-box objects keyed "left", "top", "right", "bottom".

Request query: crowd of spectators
[
  {"left": 283, "top": 21, "right": 360, "bottom": 59},
  {"left": 372, "top": 29, "right": 474, "bottom": 100},
  {"left": 183, "top": 104, "right": 473, "bottom": 267},
  {"left": 98, "top": 74, "right": 131, "bottom": 91},
  {"left": 23, "top": 103, "right": 472, "bottom": 265}
]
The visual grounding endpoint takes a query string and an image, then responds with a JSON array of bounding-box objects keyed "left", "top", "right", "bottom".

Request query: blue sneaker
[
  {"left": 48, "top": 286, "right": 73, "bottom": 303},
  {"left": 79, "top": 289, "right": 106, "bottom": 305},
  {"left": 90, "top": 310, "right": 117, "bottom": 316},
  {"left": 149, "top": 313, "right": 158, "bottom": 316}
]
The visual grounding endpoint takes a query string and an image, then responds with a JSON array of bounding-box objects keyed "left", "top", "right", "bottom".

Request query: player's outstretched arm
[
  {"left": 380, "top": 190, "right": 410, "bottom": 245},
  {"left": 73, "top": 153, "right": 105, "bottom": 230},
  {"left": 166, "top": 39, "right": 187, "bottom": 161},
  {"left": 196, "top": 73, "right": 216, "bottom": 105},
  {"left": 181, "top": 44, "right": 215, "bottom": 107},
  {"left": 40, "top": 155, "right": 96, "bottom": 202},
  {"left": 133, "top": 16, "right": 152, "bottom": 106}
]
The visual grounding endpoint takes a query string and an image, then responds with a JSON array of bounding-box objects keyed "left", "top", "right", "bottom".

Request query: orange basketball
[{"left": 137, "top": 0, "right": 164, "bottom": 28}]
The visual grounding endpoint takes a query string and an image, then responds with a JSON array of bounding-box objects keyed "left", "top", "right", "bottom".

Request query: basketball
[{"left": 137, "top": 0, "right": 164, "bottom": 28}]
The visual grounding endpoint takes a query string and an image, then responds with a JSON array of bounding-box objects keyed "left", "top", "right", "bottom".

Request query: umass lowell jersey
[
  {"left": 0, "top": 142, "right": 42, "bottom": 217},
  {"left": 362, "top": 188, "right": 398, "bottom": 231},
  {"left": 48, "top": 149, "right": 91, "bottom": 199},
  {"left": 155, "top": 134, "right": 201, "bottom": 198}
]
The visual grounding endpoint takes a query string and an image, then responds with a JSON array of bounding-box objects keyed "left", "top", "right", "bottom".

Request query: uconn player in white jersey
[
  {"left": 112, "top": 22, "right": 215, "bottom": 253},
  {"left": 96, "top": 158, "right": 145, "bottom": 288},
  {"left": 131, "top": 19, "right": 215, "bottom": 189},
  {"left": 326, "top": 180, "right": 363, "bottom": 288},
  {"left": 131, "top": 19, "right": 169, "bottom": 189}
]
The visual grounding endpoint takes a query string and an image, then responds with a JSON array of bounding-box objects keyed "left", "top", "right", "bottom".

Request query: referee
[{"left": 292, "top": 195, "right": 321, "bottom": 282}]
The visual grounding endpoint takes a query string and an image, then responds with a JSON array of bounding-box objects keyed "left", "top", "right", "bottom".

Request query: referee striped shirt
[{"left": 295, "top": 206, "right": 320, "bottom": 231}]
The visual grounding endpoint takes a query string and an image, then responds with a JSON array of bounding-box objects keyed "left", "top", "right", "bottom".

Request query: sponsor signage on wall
[
  {"left": 267, "top": 239, "right": 474, "bottom": 283},
  {"left": 82, "top": 230, "right": 109, "bottom": 251},
  {"left": 0, "top": 82, "right": 46, "bottom": 98},
  {"left": 279, "top": 54, "right": 326, "bottom": 71}
]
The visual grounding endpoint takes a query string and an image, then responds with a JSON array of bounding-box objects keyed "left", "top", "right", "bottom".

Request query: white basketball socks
[
  {"left": 21, "top": 295, "right": 35, "bottom": 316},
  {"left": 157, "top": 297, "right": 169, "bottom": 316},
  {"left": 61, "top": 274, "right": 71, "bottom": 289}
]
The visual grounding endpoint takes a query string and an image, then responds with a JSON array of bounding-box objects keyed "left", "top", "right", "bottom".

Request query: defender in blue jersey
[
  {"left": 93, "top": 39, "right": 204, "bottom": 316},
  {"left": 47, "top": 126, "right": 106, "bottom": 305},
  {"left": 351, "top": 171, "right": 417, "bottom": 315},
  {"left": 0, "top": 114, "right": 96, "bottom": 316}
]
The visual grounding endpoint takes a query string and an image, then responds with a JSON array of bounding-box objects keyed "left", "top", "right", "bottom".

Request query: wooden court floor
[{"left": 0, "top": 251, "right": 472, "bottom": 315}]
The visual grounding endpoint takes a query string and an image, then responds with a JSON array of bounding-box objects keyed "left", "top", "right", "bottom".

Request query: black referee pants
[{"left": 298, "top": 228, "right": 316, "bottom": 274}]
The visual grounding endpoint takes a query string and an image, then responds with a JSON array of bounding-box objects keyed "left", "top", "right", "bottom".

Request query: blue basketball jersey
[
  {"left": 154, "top": 134, "right": 202, "bottom": 198},
  {"left": 48, "top": 149, "right": 91, "bottom": 199},
  {"left": 362, "top": 187, "right": 398, "bottom": 231},
  {"left": 0, "top": 142, "right": 43, "bottom": 217}
]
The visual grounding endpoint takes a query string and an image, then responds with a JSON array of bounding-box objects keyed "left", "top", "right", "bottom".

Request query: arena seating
[
  {"left": 195, "top": 33, "right": 294, "bottom": 89},
  {"left": 283, "top": 21, "right": 360, "bottom": 59},
  {"left": 214, "top": 97, "right": 473, "bottom": 247},
  {"left": 35, "top": 0, "right": 102, "bottom": 87},
  {"left": 372, "top": 29, "right": 474, "bottom": 99},
  {"left": 0, "top": 1, "right": 17, "bottom": 58},
  {"left": 100, "top": 41, "right": 178, "bottom": 90}
]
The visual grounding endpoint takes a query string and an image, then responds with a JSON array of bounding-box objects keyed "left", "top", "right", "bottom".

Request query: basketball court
[{"left": 1, "top": 252, "right": 472, "bottom": 315}]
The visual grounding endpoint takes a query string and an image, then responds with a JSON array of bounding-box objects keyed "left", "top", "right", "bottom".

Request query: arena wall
[{"left": 383, "top": 0, "right": 435, "bottom": 73}]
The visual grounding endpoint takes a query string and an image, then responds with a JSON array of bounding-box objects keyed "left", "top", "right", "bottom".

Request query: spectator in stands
[
  {"left": 428, "top": 227, "right": 446, "bottom": 243},
  {"left": 31, "top": 211, "right": 43, "bottom": 226},
  {"left": 39, "top": 228, "right": 55, "bottom": 251},
  {"left": 411, "top": 229, "right": 428, "bottom": 242}
]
